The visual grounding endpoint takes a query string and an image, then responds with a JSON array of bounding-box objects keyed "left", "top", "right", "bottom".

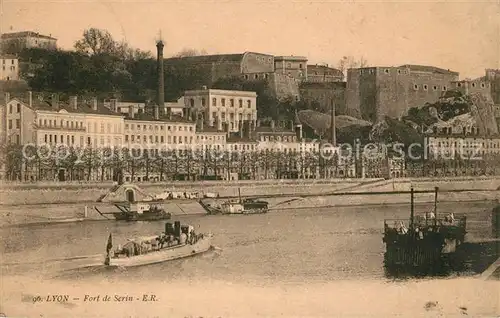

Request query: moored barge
[{"left": 383, "top": 187, "right": 467, "bottom": 275}]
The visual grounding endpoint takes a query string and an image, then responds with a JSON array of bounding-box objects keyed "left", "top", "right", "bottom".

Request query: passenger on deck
[
  {"left": 397, "top": 221, "right": 408, "bottom": 234},
  {"left": 179, "top": 232, "right": 187, "bottom": 245},
  {"left": 424, "top": 210, "right": 436, "bottom": 220}
]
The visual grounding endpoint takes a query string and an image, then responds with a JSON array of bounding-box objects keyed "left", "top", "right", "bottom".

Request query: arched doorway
[{"left": 125, "top": 189, "right": 135, "bottom": 202}]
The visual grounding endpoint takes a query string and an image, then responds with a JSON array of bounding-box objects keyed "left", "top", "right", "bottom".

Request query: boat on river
[
  {"left": 201, "top": 188, "right": 268, "bottom": 215},
  {"left": 383, "top": 187, "right": 467, "bottom": 275},
  {"left": 104, "top": 221, "right": 213, "bottom": 267},
  {"left": 95, "top": 183, "right": 171, "bottom": 221}
]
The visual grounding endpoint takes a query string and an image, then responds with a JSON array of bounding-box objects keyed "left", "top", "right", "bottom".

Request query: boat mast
[
  {"left": 410, "top": 187, "right": 414, "bottom": 228},
  {"left": 434, "top": 186, "right": 439, "bottom": 226},
  {"left": 238, "top": 188, "right": 242, "bottom": 204}
]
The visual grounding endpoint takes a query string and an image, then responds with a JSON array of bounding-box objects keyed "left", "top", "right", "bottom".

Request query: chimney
[
  {"left": 69, "top": 96, "right": 78, "bottom": 110},
  {"left": 154, "top": 106, "right": 159, "bottom": 120},
  {"left": 4, "top": 92, "right": 10, "bottom": 102},
  {"left": 51, "top": 93, "right": 59, "bottom": 110},
  {"left": 295, "top": 124, "right": 303, "bottom": 140},
  {"left": 156, "top": 40, "right": 165, "bottom": 110},
  {"left": 110, "top": 99, "right": 118, "bottom": 112},
  {"left": 270, "top": 120, "right": 275, "bottom": 130},
  {"left": 92, "top": 98, "right": 98, "bottom": 111},
  {"left": 330, "top": 100, "right": 336, "bottom": 146},
  {"left": 27, "top": 91, "right": 32, "bottom": 107},
  {"left": 129, "top": 106, "right": 135, "bottom": 119}
]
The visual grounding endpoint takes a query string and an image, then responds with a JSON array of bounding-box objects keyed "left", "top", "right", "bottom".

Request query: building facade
[
  {"left": 0, "top": 55, "right": 19, "bottom": 81},
  {"left": 274, "top": 56, "right": 308, "bottom": 81},
  {"left": 345, "top": 65, "right": 459, "bottom": 122},
  {"left": 164, "top": 52, "right": 275, "bottom": 84},
  {"left": 0, "top": 31, "right": 57, "bottom": 53},
  {"left": 184, "top": 88, "right": 257, "bottom": 133},
  {"left": 306, "top": 64, "right": 344, "bottom": 83}
]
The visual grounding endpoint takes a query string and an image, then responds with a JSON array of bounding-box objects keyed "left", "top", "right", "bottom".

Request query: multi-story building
[
  {"left": 164, "top": 52, "right": 275, "bottom": 84},
  {"left": 184, "top": 88, "right": 257, "bottom": 133},
  {"left": 345, "top": 64, "right": 459, "bottom": 122},
  {"left": 451, "top": 79, "right": 492, "bottom": 100},
  {"left": 2, "top": 92, "right": 124, "bottom": 181},
  {"left": 306, "top": 64, "right": 344, "bottom": 83},
  {"left": 0, "top": 55, "right": 19, "bottom": 81},
  {"left": 0, "top": 31, "right": 57, "bottom": 53},
  {"left": 274, "top": 56, "right": 308, "bottom": 81}
]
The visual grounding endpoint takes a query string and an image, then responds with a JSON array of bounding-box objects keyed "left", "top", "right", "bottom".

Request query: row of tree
[{"left": 3, "top": 143, "right": 500, "bottom": 182}]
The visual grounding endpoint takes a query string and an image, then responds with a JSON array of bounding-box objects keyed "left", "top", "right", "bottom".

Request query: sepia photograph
[{"left": 0, "top": 0, "right": 499, "bottom": 317}]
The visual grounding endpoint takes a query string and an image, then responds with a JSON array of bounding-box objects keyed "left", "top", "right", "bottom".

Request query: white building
[{"left": 184, "top": 88, "right": 257, "bottom": 133}]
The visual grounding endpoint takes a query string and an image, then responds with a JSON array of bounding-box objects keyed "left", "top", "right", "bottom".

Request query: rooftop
[
  {"left": 125, "top": 112, "right": 194, "bottom": 123},
  {"left": 13, "top": 96, "right": 122, "bottom": 116},
  {"left": 0, "top": 54, "right": 18, "bottom": 59},
  {"left": 275, "top": 56, "right": 308, "bottom": 61},
  {"left": 1, "top": 31, "right": 57, "bottom": 40},
  {"left": 164, "top": 53, "right": 245, "bottom": 64},
  {"left": 400, "top": 64, "right": 459, "bottom": 76},
  {"left": 307, "top": 64, "right": 343, "bottom": 73}
]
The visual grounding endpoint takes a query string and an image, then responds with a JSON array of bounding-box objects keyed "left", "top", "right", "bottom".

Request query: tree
[
  {"left": 173, "top": 48, "right": 208, "bottom": 58},
  {"left": 337, "top": 56, "right": 369, "bottom": 76},
  {"left": 74, "top": 28, "right": 116, "bottom": 56}
]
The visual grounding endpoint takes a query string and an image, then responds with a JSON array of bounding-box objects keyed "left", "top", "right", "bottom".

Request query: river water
[{"left": 0, "top": 201, "right": 498, "bottom": 317}]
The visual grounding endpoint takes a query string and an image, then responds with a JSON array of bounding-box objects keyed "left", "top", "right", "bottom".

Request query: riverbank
[
  {"left": 2, "top": 176, "right": 500, "bottom": 206},
  {"left": 1, "top": 189, "right": 498, "bottom": 228}
]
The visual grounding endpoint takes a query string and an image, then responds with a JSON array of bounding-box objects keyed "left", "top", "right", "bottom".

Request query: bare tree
[
  {"left": 337, "top": 56, "right": 369, "bottom": 76},
  {"left": 173, "top": 48, "right": 208, "bottom": 58}
]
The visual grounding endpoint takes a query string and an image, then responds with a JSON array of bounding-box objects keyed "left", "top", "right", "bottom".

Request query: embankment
[{"left": 2, "top": 176, "right": 500, "bottom": 206}]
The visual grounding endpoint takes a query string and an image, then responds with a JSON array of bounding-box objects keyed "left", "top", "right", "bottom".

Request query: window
[
  {"left": 443, "top": 86, "right": 447, "bottom": 91},
  {"left": 221, "top": 98, "right": 226, "bottom": 107},
  {"left": 16, "top": 119, "right": 20, "bottom": 129},
  {"left": 472, "top": 83, "right": 476, "bottom": 88},
  {"left": 264, "top": 73, "right": 269, "bottom": 79},
  {"left": 247, "top": 100, "right": 251, "bottom": 108},
  {"left": 414, "top": 84, "right": 418, "bottom": 90},
  {"left": 160, "top": 136, "right": 164, "bottom": 143},
  {"left": 423, "top": 85, "right": 428, "bottom": 90},
  {"left": 131, "top": 135, "right": 135, "bottom": 142},
  {"left": 125, "top": 124, "right": 129, "bottom": 130},
  {"left": 201, "top": 98, "right": 206, "bottom": 107},
  {"left": 481, "top": 83, "right": 485, "bottom": 88},
  {"left": 254, "top": 74, "right": 258, "bottom": 79},
  {"left": 190, "top": 98, "right": 195, "bottom": 107},
  {"left": 8, "top": 120, "right": 12, "bottom": 129},
  {"left": 212, "top": 97, "right": 217, "bottom": 106},
  {"left": 16, "top": 104, "right": 20, "bottom": 113},
  {"left": 179, "top": 126, "right": 183, "bottom": 131},
  {"left": 71, "top": 136, "right": 75, "bottom": 144},
  {"left": 100, "top": 123, "right": 105, "bottom": 132},
  {"left": 125, "top": 135, "right": 129, "bottom": 142},
  {"left": 457, "top": 82, "right": 462, "bottom": 87},
  {"left": 299, "top": 63, "right": 303, "bottom": 69},
  {"left": 244, "top": 74, "right": 249, "bottom": 80},
  {"left": 230, "top": 99, "right": 234, "bottom": 107},
  {"left": 384, "top": 69, "right": 389, "bottom": 74},
  {"left": 143, "top": 125, "right": 146, "bottom": 130},
  {"left": 8, "top": 105, "right": 12, "bottom": 113},
  {"left": 239, "top": 99, "right": 243, "bottom": 108},
  {"left": 287, "top": 62, "right": 291, "bottom": 68},
  {"left": 433, "top": 85, "right": 438, "bottom": 91}
]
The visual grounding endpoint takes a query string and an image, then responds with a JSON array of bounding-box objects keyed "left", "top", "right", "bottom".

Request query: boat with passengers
[{"left": 104, "top": 221, "right": 214, "bottom": 267}]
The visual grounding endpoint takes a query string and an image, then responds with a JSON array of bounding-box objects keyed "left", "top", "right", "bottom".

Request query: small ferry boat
[
  {"left": 95, "top": 202, "right": 171, "bottom": 222},
  {"left": 383, "top": 187, "right": 467, "bottom": 274},
  {"left": 104, "top": 221, "right": 214, "bottom": 267},
  {"left": 202, "top": 189, "right": 268, "bottom": 215}
]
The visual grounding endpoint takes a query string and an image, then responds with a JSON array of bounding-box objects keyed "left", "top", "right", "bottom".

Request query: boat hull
[
  {"left": 106, "top": 236, "right": 213, "bottom": 267},
  {"left": 113, "top": 211, "right": 172, "bottom": 221}
]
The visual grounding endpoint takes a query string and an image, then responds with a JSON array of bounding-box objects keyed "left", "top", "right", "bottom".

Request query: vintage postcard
[{"left": 0, "top": 0, "right": 499, "bottom": 317}]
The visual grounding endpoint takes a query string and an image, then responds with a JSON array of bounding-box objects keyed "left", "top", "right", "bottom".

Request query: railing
[{"left": 384, "top": 214, "right": 467, "bottom": 230}]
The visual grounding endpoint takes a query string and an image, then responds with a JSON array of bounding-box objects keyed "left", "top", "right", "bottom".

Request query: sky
[{"left": 1, "top": 0, "right": 499, "bottom": 79}]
